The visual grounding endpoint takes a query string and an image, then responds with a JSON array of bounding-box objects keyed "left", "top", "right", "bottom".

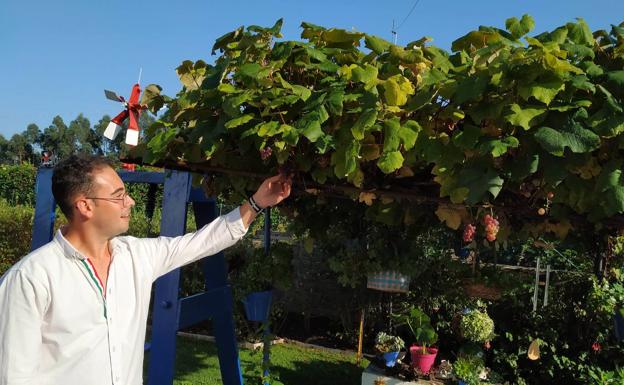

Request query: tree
[
  {"left": 68, "top": 114, "right": 94, "bottom": 154},
  {"left": 23, "top": 124, "right": 41, "bottom": 164},
  {"left": 7, "top": 133, "right": 32, "bottom": 164},
  {"left": 23, "top": 123, "right": 41, "bottom": 145},
  {"left": 0, "top": 135, "right": 11, "bottom": 164},
  {"left": 39, "top": 115, "right": 97, "bottom": 160},
  {"left": 40, "top": 116, "right": 67, "bottom": 160}
]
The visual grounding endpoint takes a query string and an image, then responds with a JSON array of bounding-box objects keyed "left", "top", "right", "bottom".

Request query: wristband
[{"left": 248, "top": 196, "right": 264, "bottom": 213}]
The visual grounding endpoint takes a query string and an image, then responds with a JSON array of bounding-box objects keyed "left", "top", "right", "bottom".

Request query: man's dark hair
[{"left": 52, "top": 155, "right": 115, "bottom": 219}]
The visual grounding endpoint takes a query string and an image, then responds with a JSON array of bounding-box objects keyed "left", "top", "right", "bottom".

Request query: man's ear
[{"left": 74, "top": 197, "right": 95, "bottom": 219}]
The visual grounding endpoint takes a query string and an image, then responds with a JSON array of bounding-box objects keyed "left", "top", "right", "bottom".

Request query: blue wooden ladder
[{"left": 30, "top": 168, "right": 245, "bottom": 385}]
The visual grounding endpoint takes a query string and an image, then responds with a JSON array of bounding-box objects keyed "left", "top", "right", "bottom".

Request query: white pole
[
  {"left": 543, "top": 265, "right": 551, "bottom": 307},
  {"left": 533, "top": 258, "right": 540, "bottom": 313}
]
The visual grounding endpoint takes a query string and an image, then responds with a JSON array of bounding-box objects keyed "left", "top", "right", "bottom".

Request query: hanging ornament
[{"left": 528, "top": 339, "right": 540, "bottom": 360}]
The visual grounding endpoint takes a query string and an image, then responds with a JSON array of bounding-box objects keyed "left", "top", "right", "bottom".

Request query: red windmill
[{"left": 103, "top": 82, "right": 147, "bottom": 146}]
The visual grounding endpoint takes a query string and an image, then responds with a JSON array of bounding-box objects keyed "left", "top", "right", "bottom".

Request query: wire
[{"left": 396, "top": 0, "right": 422, "bottom": 31}]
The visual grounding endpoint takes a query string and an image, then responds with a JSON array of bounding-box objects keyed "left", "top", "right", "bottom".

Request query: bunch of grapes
[
  {"left": 538, "top": 191, "right": 555, "bottom": 216},
  {"left": 259, "top": 147, "right": 273, "bottom": 160},
  {"left": 483, "top": 214, "right": 499, "bottom": 242},
  {"left": 463, "top": 223, "right": 476, "bottom": 242}
]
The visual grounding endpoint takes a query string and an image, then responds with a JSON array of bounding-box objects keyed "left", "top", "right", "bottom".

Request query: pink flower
[{"left": 591, "top": 342, "right": 601, "bottom": 352}]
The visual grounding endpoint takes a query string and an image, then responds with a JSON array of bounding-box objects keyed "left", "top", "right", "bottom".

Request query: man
[{"left": 0, "top": 154, "right": 291, "bottom": 385}]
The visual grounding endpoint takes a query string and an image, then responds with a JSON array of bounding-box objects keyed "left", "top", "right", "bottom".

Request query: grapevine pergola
[{"left": 129, "top": 15, "right": 624, "bottom": 276}]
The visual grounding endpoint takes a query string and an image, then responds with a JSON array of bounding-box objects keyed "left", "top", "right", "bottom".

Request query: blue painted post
[
  {"left": 262, "top": 208, "right": 271, "bottom": 384},
  {"left": 147, "top": 171, "right": 191, "bottom": 385},
  {"left": 193, "top": 200, "right": 244, "bottom": 385},
  {"left": 264, "top": 208, "right": 271, "bottom": 255},
  {"left": 30, "top": 168, "right": 56, "bottom": 251}
]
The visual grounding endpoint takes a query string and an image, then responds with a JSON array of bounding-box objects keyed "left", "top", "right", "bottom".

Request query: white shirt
[{"left": 0, "top": 208, "right": 248, "bottom": 385}]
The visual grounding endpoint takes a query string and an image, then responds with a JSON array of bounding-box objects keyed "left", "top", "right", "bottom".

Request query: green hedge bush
[
  {"left": 0, "top": 163, "right": 36, "bottom": 206},
  {"left": 0, "top": 200, "right": 34, "bottom": 275}
]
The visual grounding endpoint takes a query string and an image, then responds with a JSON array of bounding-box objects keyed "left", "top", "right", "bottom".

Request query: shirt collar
[{"left": 53, "top": 226, "right": 120, "bottom": 260}]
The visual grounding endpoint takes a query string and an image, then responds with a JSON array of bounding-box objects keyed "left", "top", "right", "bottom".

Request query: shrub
[
  {"left": 453, "top": 355, "right": 485, "bottom": 385},
  {"left": 0, "top": 200, "right": 34, "bottom": 275},
  {"left": 460, "top": 310, "right": 495, "bottom": 343},
  {"left": 0, "top": 163, "right": 36, "bottom": 206}
]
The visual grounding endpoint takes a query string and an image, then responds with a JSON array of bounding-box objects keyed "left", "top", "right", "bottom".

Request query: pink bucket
[{"left": 409, "top": 345, "right": 438, "bottom": 374}]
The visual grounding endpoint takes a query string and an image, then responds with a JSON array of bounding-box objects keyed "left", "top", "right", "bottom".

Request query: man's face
[{"left": 80, "top": 166, "right": 135, "bottom": 238}]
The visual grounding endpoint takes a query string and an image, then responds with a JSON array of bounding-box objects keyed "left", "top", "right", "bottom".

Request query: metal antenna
[
  {"left": 393, "top": 0, "right": 423, "bottom": 45},
  {"left": 391, "top": 20, "right": 398, "bottom": 45},
  {"left": 138, "top": 68, "right": 143, "bottom": 85}
]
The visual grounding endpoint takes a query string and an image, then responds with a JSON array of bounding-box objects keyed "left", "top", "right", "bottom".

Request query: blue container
[
  {"left": 243, "top": 290, "right": 273, "bottom": 322},
  {"left": 614, "top": 311, "right": 624, "bottom": 341},
  {"left": 458, "top": 381, "right": 466, "bottom": 385},
  {"left": 382, "top": 351, "right": 400, "bottom": 367},
  {"left": 458, "top": 247, "right": 470, "bottom": 259}
]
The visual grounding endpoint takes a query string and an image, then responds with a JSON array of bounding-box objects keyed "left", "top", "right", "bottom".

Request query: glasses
[{"left": 85, "top": 191, "right": 132, "bottom": 207}]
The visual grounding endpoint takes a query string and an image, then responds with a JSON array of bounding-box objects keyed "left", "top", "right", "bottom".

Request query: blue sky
[{"left": 1, "top": 0, "right": 623, "bottom": 139}]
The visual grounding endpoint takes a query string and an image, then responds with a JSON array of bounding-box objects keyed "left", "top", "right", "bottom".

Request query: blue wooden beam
[
  {"left": 31, "top": 168, "right": 56, "bottom": 251},
  {"left": 147, "top": 171, "right": 190, "bottom": 385},
  {"left": 188, "top": 186, "right": 211, "bottom": 203},
  {"left": 177, "top": 286, "right": 230, "bottom": 329},
  {"left": 193, "top": 200, "right": 244, "bottom": 385},
  {"left": 262, "top": 208, "right": 272, "bottom": 384},
  {"left": 264, "top": 208, "right": 271, "bottom": 255},
  {"left": 118, "top": 171, "right": 165, "bottom": 184}
]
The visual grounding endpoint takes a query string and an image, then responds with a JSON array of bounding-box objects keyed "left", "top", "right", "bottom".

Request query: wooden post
[{"left": 357, "top": 309, "right": 365, "bottom": 365}]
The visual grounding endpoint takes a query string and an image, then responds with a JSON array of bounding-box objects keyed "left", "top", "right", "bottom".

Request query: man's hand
[
  {"left": 239, "top": 174, "right": 292, "bottom": 229},
  {"left": 252, "top": 174, "right": 292, "bottom": 209}
]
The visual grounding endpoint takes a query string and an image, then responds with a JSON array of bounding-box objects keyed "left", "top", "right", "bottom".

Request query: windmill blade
[
  {"left": 111, "top": 110, "right": 129, "bottom": 126},
  {"left": 103, "top": 121, "right": 122, "bottom": 141},
  {"left": 128, "top": 109, "right": 140, "bottom": 131},
  {"left": 104, "top": 90, "right": 124, "bottom": 102},
  {"left": 125, "top": 110, "right": 140, "bottom": 146}
]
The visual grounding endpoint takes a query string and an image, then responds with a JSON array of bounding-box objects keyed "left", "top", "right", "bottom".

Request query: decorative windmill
[{"left": 103, "top": 71, "right": 147, "bottom": 146}]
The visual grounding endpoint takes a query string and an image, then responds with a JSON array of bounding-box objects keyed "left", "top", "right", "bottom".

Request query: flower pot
[
  {"left": 381, "top": 351, "right": 400, "bottom": 367},
  {"left": 409, "top": 345, "right": 438, "bottom": 374},
  {"left": 458, "top": 247, "right": 470, "bottom": 259},
  {"left": 614, "top": 311, "right": 624, "bottom": 341},
  {"left": 242, "top": 290, "right": 272, "bottom": 322},
  {"left": 367, "top": 271, "right": 410, "bottom": 293}
]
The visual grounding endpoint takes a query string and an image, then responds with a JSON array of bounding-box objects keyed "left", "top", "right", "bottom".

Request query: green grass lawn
[{"left": 145, "top": 337, "right": 369, "bottom": 385}]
